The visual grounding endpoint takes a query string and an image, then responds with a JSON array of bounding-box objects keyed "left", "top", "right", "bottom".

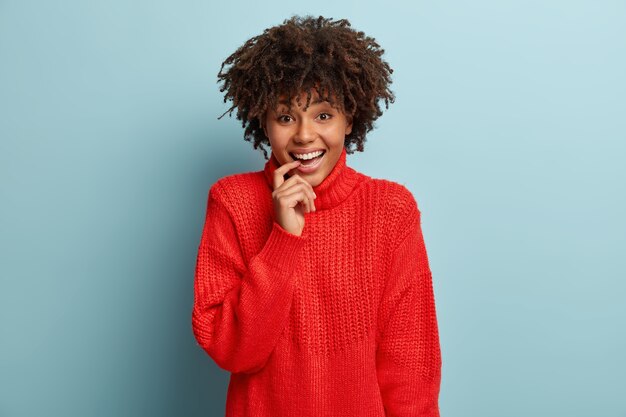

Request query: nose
[{"left": 294, "top": 117, "right": 316, "bottom": 143}]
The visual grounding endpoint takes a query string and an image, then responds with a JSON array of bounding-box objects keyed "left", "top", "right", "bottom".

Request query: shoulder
[
  {"left": 365, "top": 177, "right": 420, "bottom": 216},
  {"left": 207, "top": 170, "right": 268, "bottom": 210},
  {"left": 365, "top": 177, "right": 422, "bottom": 250}
]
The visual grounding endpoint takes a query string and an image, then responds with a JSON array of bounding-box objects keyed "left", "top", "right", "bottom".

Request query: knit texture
[{"left": 192, "top": 147, "right": 442, "bottom": 416}]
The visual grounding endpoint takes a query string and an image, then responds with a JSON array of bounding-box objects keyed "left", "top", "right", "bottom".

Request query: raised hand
[{"left": 271, "top": 160, "right": 317, "bottom": 236}]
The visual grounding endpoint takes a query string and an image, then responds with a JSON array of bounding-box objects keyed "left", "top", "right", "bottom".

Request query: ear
[{"left": 345, "top": 117, "right": 353, "bottom": 136}]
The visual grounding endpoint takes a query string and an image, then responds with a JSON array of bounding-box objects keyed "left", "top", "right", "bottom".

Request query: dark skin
[
  {"left": 271, "top": 159, "right": 314, "bottom": 237},
  {"left": 217, "top": 15, "right": 394, "bottom": 236},
  {"left": 216, "top": 15, "right": 395, "bottom": 160},
  {"left": 265, "top": 88, "right": 353, "bottom": 236}
]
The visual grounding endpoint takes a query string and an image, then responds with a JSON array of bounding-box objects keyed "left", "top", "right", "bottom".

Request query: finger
[
  {"left": 278, "top": 175, "right": 316, "bottom": 212},
  {"left": 281, "top": 174, "right": 317, "bottom": 202},
  {"left": 273, "top": 160, "right": 301, "bottom": 190},
  {"left": 279, "top": 188, "right": 312, "bottom": 213}
]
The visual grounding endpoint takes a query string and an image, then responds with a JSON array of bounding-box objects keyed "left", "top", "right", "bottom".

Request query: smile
[{"left": 292, "top": 151, "right": 326, "bottom": 173}]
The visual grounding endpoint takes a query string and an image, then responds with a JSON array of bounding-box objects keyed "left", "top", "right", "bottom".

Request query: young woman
[{"left": 192, "top": 14, "right": 442, "bottom": 417}]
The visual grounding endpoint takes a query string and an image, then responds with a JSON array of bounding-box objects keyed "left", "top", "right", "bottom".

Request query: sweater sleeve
[
  {"left": 191, "top": 184, "right": 307, "bottom": 374},
  {"left": 376, "top": 202, "right": 442, "bottom": 417}
]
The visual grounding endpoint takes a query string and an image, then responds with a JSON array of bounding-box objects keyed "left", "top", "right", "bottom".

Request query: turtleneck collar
[{"left": 263, "top": 147, "right": 362, "bottom": 211}]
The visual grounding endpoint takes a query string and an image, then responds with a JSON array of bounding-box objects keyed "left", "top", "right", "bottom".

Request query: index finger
[{"left": 273, "top": 160, "right": 301, "bottom": 190}]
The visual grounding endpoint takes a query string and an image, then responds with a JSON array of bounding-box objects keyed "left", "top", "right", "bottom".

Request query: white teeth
[{"left": 292, "top": 150, "right": 324, "bottom": 160}]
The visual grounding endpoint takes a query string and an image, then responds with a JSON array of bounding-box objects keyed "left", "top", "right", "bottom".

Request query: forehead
[{"left": 274, "top": 89, "right": 337, "bottom": 110}]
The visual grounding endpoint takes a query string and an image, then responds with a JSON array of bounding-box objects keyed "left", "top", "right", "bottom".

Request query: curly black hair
[{"left": 217, "top": 14, "right": 395, "bottom": 160}]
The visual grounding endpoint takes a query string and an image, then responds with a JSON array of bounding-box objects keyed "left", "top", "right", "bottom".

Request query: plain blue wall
[{"left": 1, "top": 1, "right": 625, "bottom": 416}]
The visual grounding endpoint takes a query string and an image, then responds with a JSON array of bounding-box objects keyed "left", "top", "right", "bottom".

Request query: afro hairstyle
[{"left": 217, "top": 14, "right": 395, "bottom": 159}]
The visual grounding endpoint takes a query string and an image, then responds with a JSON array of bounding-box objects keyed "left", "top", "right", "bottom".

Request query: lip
[
  {"left": 294, "top": 151, "right": 326, "bottom": 174},
  {"left": 289, "top": 148, "right": 326, "bottom": 155}
]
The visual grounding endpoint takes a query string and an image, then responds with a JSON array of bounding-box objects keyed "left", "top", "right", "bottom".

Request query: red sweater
[{"left": 192, "top": 147, "right": 442, "bottom": 416}]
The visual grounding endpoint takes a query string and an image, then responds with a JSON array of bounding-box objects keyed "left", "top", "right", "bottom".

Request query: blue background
[{"left": 1, "top": 1, "right": 625, "bottom": 416}]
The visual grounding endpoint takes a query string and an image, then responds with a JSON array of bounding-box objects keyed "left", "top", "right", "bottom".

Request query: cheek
[
  {"left": 328, "top": 123, "right": 348, "bottom": 135},
  {"left": 268, "top": 126, "right": 286, "bottom": 140},
  {"left": 266, "top": 127, "right": 291, "bottom": 149},
  {"left": 265, "top": 123, "right": 280, "bottom": 139}
]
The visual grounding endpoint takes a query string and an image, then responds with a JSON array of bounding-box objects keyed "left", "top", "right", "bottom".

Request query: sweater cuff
[{"left": 257, "top": 221, "right": 308, "bottom": 272}]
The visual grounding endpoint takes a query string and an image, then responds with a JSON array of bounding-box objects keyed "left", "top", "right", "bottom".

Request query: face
[{"left": 262, "top": 89, "right": 353, "bottom": 187}]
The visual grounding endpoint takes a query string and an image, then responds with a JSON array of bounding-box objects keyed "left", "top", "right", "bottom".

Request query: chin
[
  {"left": 296, "top": 170, "right": 320, "bottom": 184},
  {"left": 308, "top": 177, "right": 323, "bottom": 187}
]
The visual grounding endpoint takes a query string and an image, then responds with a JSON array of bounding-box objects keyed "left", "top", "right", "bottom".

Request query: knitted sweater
[{"left": 192, "top": 147, "right": 442, "bottom": 417}]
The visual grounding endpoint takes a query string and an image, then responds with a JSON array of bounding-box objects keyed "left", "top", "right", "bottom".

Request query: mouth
[
  {"left": 288, "top": 150, "right": 327, "bottom": 173},
  {"left": 288, "top": 150, "right": 326, "bottom": 164}
]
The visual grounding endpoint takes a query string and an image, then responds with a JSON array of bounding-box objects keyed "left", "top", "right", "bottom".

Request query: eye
[
  {"left": 277, "top": 115, "right": 293, "bottom": 123},
  {"left": 318, "top": 112, "right": 333, "bottom": 121}
]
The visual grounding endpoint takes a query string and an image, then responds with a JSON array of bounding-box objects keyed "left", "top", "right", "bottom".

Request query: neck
[{"left": 263, "top": 147, "right": 362, "bottom": 211}]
